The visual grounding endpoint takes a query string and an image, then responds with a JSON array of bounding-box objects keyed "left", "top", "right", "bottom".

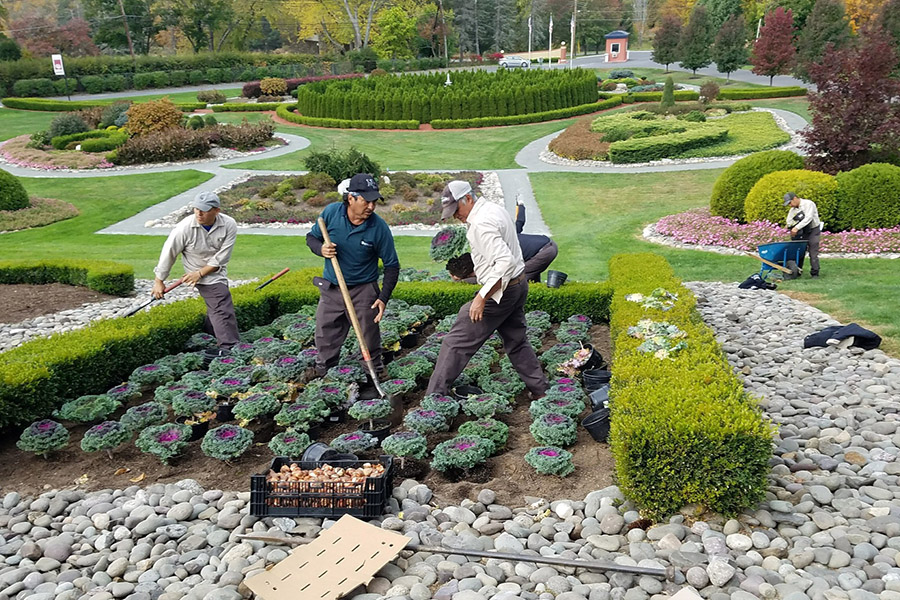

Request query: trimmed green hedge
[
  {"left": 50, "top": 129, "right": 124, "bottom": 151},
  {"left": 599, "top": 90, "right": 699, "bottom": 102},
  {"left": 0, "top": 259, "right": 133, "bottom": 295},
  {"left": 710, "top": 150, "right": 805, "bottom": 222},
  {"left": 431, "top": 97, "right": 624, "bottom": 129},
  {"left": 607, "top": 125, "right": 728, "bottom": 163},
  {"left": 608, "top": 253, "right": 773, "bottom": 518},
  {"left": 276, "top": 104, "right": 419, "bottom": 129},
  {"left": 1, "top": 97, "right": 205, "bottom": 112},
  {"left": 212, "top": 103, "right": 283, "bottom": 112},
  {"left": 744, "top": 169, "right": 838, "bottom": 227},
  {"left": 0, "top": 268, "right": 611, "bottom": 430},
  {"left": 835, "top": 163, "right": 900, "bottom": 231},
  {"left": 718, "top": 87, "right": 807, "bottom": 100}
]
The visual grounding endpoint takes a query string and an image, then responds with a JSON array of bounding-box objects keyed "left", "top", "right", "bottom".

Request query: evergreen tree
[
  {"left": 420, "top": 94, "right": 431, "bottom": 123},
  {"left": 350, "top": 94, "right": 360, "bottom": 120},
  {"left": 879, "top": 0, "right": 900, "bottom": 53},
  {"left": 751, "top": 7, "right": 797, "bottom": 85},
  {"left": 431, "top": 95, "right": 441, "bottom": 121},
  {"left": 441, "top": 95, "right": 451, "bottom": 120},
  {"left": 795, "top": 0, "right": 851, "bottom": 81},
  {"left": 701, "top": 0, "right": 744, "bottom": 31},
  {"left": 660, "top": 76, "right": 676, "bottom": 110},
  {"left": 713, "top": 13, "right": 749, "bottom": 80},
  {"left": 652, "top": 14, "right": 683, "bottom": 73},
  {"left": 678, "top": 4, "right": 714, "bottom": 74}
]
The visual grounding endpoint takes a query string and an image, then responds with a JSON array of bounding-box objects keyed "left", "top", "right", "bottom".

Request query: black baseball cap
[{"left": 347, "top": 173, "right": 382, "bottom": 202}]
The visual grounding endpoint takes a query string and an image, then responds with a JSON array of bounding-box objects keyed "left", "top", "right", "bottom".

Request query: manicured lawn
[
  {"left": 0, "top": 108, "right": 59, "bottom": 141},
  {"left": 530, "top": 171, "right": 900, "bottom": 354},
  {"left": 596, "top": 67, "right": 765, "bottom": 88},
  {"left": 115, "top": 88, "right": 243, "bottom": 104},
  {"left": 676, "top": 112, "right": 790, "bottom": 158},
  {"left": 745, "top": 97, "right": 811, "bottom": 123}
]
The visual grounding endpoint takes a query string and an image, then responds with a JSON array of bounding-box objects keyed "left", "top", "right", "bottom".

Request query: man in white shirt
[
  {"left": 153, "top": 191, "right": 240, "bottom": 351},
  {"left": 784, "top": 192, "right": 821, "bottom": 278},
  {"left": 425, "top": 181, "right": 548, "bottom": 398}
]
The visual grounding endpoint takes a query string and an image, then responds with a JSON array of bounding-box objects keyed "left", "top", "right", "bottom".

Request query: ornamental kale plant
[
  {"left": 268, "top": 430, "right": 312, "bottom": 457},
  {"left": 172, "top": 390, "right": 216, "bottom": 417},
  {"left": 54, "top": 394, "right": 120, "bottom": 423},
  {"left": 120, "top": 402, "right": 168, "bottom": 431},
  {"left": 525, "top": 310, "right": 552, "bottom": 332},
  {"left": 627, "top": 319, "right": 688, "bottom": 359},
  {"left": 302, "top": 380, "right": 350, "bottom": 409},
  {"left": 404, "top": 408, "right": 448, "bottom": 434},
  {"left": 431, "top": 435, "right": 494, "bottom": 472},
  {"left": 546, "top": 383, "right": 585, "bottom": 399},
  {"left": 540, "top": 342, "right": 581, "bottom": 372},
  {"left": 381, "top": 431, "right": 427, "bottom": 468},
  {"left": 478, "top": 373, "right": 525, "bottom": 399},
  {"left": 233, "top": 393, "right": 280, "bottom": 425},
  {"left": 180, "top": 370, "right": 214, "bottom": 387},
  {"left": 458, "top": 418, "right": 509, "bottom": 453},
  {"left": 282, "top": 320, "right": 316, "bottom": 345},
  {"left": 421, "top": 394, "right": 460, "bottom": 419},
  {"left": 162, "top": 352, "right": 204, "bottom": 375},
  {"left": 104, "top": 382, "right": 142, "bottom": 404},
  {"left": 201, "top": 424, "right": 253, "bottom": 461},
  {"left": 381, "top": 378, "right": 416, "bottom": 396},
  {"left": 249, "top": 381, "right": 292, "bottom": 399},
  {"left": 461, "top": 393, "right": 511, "bottom": 418},
  {"left": 525, "top": 446, "right": 575, "bottom": 476},
  {"left": 17, "top": 420, "right": 69, "bottom": 457},
  {"left": 81, "top": 421, "right": 132, "bottom": 458},
  {"left": 566, "top": 314, "right": 593, "bottom": 328},
  {"left": 275, "top": 400, "right": 328, "bottom": 429},
  {"left": 326, "top": 364, "right": 366, "bottom": 385},
  {"left": 225, "top": 364, "right": 270, "bottom": 384},
  {"left": 253, "top": 339, "right": 303, "bottom": 363},
  {"left": 625, "top": 287, "right": 678, "bottom": 312},
  {"left": 330, "top": 431, "right": 379, "bottom": 454},
  {"left": 186, "top": 332, "right": 216, "bottom": 350},
  {"left": 209, "top": 355, "right": 245, "bottom": 376},
  {"left": 550, "top": 377, "right": 580, "bottom": 388},
  {"left": 387, "top": 356, "right": 432, "bottom": 381},
  {"left": 154, "top": 383, "right": 192, "bottom": 405},
  {"left": 266, "top": 356, "right": 307, "bottom": 382},
  {"left": 207, "top": 377, "right": 250, "bottom": 398},
  {"left": 349, "top": 398, "right": 392, "bottom": 429},
  {"left": 409, "top": 345, "right": 439, "bottom": 362},
  {"left": 555, "top": 326, "right": 590, "bottom": 345},
  {"left": 530, "top": 413, "right": 577, "bottom": 447},
  {"left": 229, "top": 342, "right": 256, "bottom": 361},
  {"left": 429, "top": 225, "right": 468, "bottom": 261},
  {"left": 435, "top": 314, "right": 456, "bottom": 333},
  {"left": 526, "top": 326, "right": 544, "bottom": 352},
  {"left": 129, "top": 363, "right": 175, "bottom": 388},
  {"left": 529, "top": 396, "right": 586, "bottom": 420},
  {"left": 136, "top": 423, "right": 192, "bottom": 464}
]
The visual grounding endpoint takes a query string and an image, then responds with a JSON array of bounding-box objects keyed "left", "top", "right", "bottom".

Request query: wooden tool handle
[{"left": 747, "top": 253, "right": 792, "bottom": 274}]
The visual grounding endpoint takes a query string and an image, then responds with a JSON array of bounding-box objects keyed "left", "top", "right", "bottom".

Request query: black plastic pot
[
  {"left": 362, "top": 419, "right": 392, "bottom": 443},
  {"left": 215, "top": 403, "right": 234, "bottom": 423},
  {"left": 382, "top": 350, "right": 396, "bottom": 365},
  {"left": 582, "top": 408, "right": 610, "bottom": 443},
  {"left": 546, "top": 270, "right": 568, "bottom": 288},
  {"left": 581, "top": 346, "right": 607, "bottom": 372},
  {"left": 453, "top": 385, "right": 483, "bottom": 402},
  {"left": 588, "top": 386, "right": 609, "bottom": 411},
  {"left": 400, "top": 333, "right": 420, "bottom": 349},
  {"left": 175, "top": 416, "right": 209, "bottom": 442},
  {"left": 299, "top": 442, "right": 338, "bottom": 468},
  {"left": 327, "top": 407, "right": 348, "bottom": 424},
  {"left": 583, "top": 368, "right": 612, "bottom": 392}
]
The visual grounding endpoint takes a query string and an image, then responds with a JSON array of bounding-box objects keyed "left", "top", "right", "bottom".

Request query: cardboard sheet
[{"left": 245, "top": 515, "right": 410, "bottom": 600}]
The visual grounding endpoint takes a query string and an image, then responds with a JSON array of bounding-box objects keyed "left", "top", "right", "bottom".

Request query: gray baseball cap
[
  {"left": 783, "top": 192, "right": 796, "bottom": 206},
  {"left": 191, "top": 191, "right": 220, "bottom": 211}
]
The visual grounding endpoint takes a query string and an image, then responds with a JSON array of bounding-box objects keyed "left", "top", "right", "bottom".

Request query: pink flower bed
[{"left": 655, "top": 209, "right": 900, "bottom": 254}]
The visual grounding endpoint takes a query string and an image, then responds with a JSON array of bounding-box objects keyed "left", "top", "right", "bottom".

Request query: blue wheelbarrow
[{"left": 753, "top": 240, "right": 808, "bottom": 280}]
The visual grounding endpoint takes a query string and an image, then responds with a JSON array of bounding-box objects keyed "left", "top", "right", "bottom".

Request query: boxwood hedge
[
  {"left": 835, "top": 163, "right": 900, "bottom": 231},
  {"left": 607, "top": 125, "right": 728, "bottom": 163},
  {"left": 431, "top": 97, "right": 624, "bottom": 129},
  {"left": 276, "top": 104, "right": 419, "bottom": 130},
  {"left": 608, "top": 253, "right": 773, "bottom": 518},
  {"left": 744, "top": 169, "right": 838, "bottom": 227},
  {"left": 0, "top": 259, "right": 133, "bottom": 295},
  {"left": 1, "top": 97, "right": 205, "bottom": 112},
  {"left": 709, "top": 150, "right": 805, "bottom": 222}
]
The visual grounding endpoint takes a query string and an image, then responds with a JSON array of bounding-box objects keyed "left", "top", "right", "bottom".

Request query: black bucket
[
  {"left": 400, "top": 333, "right": 420, "bottom": 349},
  {"left": 582, "top": 408, "right": 610, "bottom": 443},
  {"left": 546, "top": 270, "right": 568, "bottom": 288},
  {"left": 588, "top": 386, "right": 609, "bottom": 411},
  {"left": 362, "top": 420, "right": 392, "bottom": 443},
  {"left": 583, "top": 368, "right": 612, "bottom": 392},
  {"left": 581, "top": 346, "right": 606, "bottom": 372},
  {"left": 454, "top": 385, "right": 483, "bottom": 401},
  {"left": 300, "top": 442, "right": 339, "bottom": 468},
  {"left": 215, "top": 403, "right": 234, "bottom": 423},
  {"left": 175, "top": 416, "right": 209, "bottom": 442}
]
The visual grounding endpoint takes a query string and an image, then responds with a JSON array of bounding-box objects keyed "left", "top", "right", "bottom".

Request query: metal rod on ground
[
  {"left": 123, "top": 279, "right": 183, "bottom": 317},
  {"left": 237, "top": 534, "right": 673, "bottom": 580},
  {"left": 317, "top": 218, "right": 390, "bottom": 406},
  {"left": 254, "top": 268, "right": 290, "bottom": 291}
]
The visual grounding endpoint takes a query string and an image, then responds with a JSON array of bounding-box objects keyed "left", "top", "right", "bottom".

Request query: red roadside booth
[{"left": 605, "top": 30, "right": 629, "bottom": 63}]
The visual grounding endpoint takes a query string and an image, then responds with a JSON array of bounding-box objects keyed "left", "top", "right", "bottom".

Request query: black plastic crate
[{"left": 250, "top": 455, "right": 394, "bottom": 519}]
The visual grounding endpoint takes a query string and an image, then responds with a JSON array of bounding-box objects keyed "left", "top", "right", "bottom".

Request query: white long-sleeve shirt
[
  {"left": 153, "top": 213, "right": 237, "bottom": 285},
  {"left": 787, "top": 198, "right": 822, "bottom": 231},
  {"left": 466, "top": 198, "right": 525, "bottom": 303}
]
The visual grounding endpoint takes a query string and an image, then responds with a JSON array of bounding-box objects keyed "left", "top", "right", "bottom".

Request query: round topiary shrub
[
  {"left": 125, "top": 98, "right": 184, "bottom": 136},
  {"left": 744, "top": 169, "right": 839, "bottom": 228},
  {"left": 48, "top": 112, "right": 89, "bottom": 139},
  {"left": 835, "top": 163, "right": 900, "bottom": 231},
  {"left": 710, "top": 150, "right": 805, "bottom": 222},
  {"left": 0, "top": 168, "right": 30, "bottom": 211}
]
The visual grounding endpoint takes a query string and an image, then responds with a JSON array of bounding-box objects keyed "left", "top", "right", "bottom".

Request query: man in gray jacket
[
  {"left": 153, "top": 191, "right": 240, "bottom": 351},
  {"left": 784, "top": 192, "right": 821, "bottom": 278}
]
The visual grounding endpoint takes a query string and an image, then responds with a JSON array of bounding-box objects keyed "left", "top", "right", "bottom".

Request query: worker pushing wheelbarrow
[
  {"left": 753, "top": 240, "right": 808, "bottom": 281},
  {"left": 749, "top": 191, "right": 822, "bottom": 281}
]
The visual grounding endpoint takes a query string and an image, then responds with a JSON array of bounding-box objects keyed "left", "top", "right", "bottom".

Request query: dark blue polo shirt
[{"left": 309, "top": 202, "right": 399, "bottom": 286}]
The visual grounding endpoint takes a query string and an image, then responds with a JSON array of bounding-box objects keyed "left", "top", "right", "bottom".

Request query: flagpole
[
  {"left": 548, "top": 14, "right": 553, "bottom": 68},
  {"left": 570, "top": 0, "right": 577, "bottom": 69},
  {"left": 528, "top": 14, "right": 532, "bottom": 62}
]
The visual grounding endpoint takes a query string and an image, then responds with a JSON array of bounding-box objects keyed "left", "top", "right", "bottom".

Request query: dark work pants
[
  {"left": 426, "top": 279, "right": 548, "bottom": 397},
  {"left": 314, "top": 278, "right": 383, "bottom": 376},
  {"left": 796, "top": 227, "right": 820, "bottom": 275},
  {"left": 196, "top": 282, "right": 240, "bottom": 349},
  {"left": 524, "top": 240, "right": 559, "bottom": 283}
]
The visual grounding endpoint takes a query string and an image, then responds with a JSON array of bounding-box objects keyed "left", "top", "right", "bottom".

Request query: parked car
[{"left": 498, "top": 55, "right": 529, "bottom": 69}]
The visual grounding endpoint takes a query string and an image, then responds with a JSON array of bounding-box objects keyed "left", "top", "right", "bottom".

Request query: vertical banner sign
[{"left": 51, "top": 54, "right": 65, "bottom": 76}]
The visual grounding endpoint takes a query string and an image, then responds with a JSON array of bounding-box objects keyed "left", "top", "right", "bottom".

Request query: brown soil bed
[
  {"left": 0, "top": 323, "right": 614, "bottom": 510},
  {"left": 0, "top": 283, "right": 119, "bottom": 324},
  {"left": 1, "top": 135, "right": 113, "bottom": 169},
  {"left": 0, "top": 197, "right": 79, "bottom": 232}
]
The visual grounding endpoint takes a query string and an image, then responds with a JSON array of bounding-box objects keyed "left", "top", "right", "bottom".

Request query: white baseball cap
[{"left": 440, "top": 181, "right": 473, "bottom": 220}]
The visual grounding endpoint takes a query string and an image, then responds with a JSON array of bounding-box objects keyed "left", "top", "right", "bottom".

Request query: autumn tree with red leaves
[
  {"left": 11, "top": 16, "right": 99, "bottom": 57},
  {"left": 751, "top": 7, "right": 796, "bottom": 85},
  {"left": 802, "top": 28, "right": 900, "bottom": 173}
]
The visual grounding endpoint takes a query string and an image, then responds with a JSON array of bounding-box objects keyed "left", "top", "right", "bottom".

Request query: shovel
[
  {"left": 255, "top": 267, "right": 290, "bottom": 291},
  {"left": 317, "top": 218, "right": 400, "bottom": 423},
  {"left": 122, "top": 278, "right": 183, "bottom": 317}
]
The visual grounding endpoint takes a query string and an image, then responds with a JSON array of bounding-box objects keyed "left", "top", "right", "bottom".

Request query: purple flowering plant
[
  {"left": 209, "top": 355, "right": 244, "bottom": 376},
  {"left": 461, "top": 393, "right": 511, "bottom": 418},
  {"left": 207, "top": 376, "right": 250, "bottom": 398},
  {"left": 268, "top": 430, "right": 313, "bottom": 457},
  {"left": 136, "top": 423, "right": 192, "bottom": 464},
  {"left": 429, "top": 225, "right": 468, "bottom": 261},
  {"left": 403, "top": 408, "right": 448, "bottom": 434},
  {"left": 128, "top": 363, "right": 175, "bottom": 389},
  {"left": 17, "top": 420, "right": 69, "bottom": 457},
  {"left": 120, "top": 401, "right": 168, "bottom": 431},
  {"left": 330, "top": 431, "right": 379, "bottom": 454},
  {"left": 325, "top": 364, "right": 366, "bottom": 385},
  {"left": 172, "top": 389, "right": 216, "bottom": 417},
  {"left": 430, "top": 435, "right": 494, "bottom": 472},
  {"left": 421, "top": 394, "right": 460, "bottom": 419},
  {"left": 381, "top": 378, "right": 416, "bottom": 396},
  {"left": 458, "top": 418, "right": 509, "bottom": 453},
  {"left": 266, "top": 356, "right": 307, "bottom": 382},
  {"left": 349, "top": 398, "right": 392, "bottom": 430},
  {"left": 381, "top": 431, "right": 427, "bottom": 468},
  {"left": 200, "top": 424, "right": 253, "bottom": 461},
  {"left": 302, "top": 379, "right": 350, "bottom": 409},
  {"left": 80, "top": 421, "right": 132, "bottom": 458},
  {"left": 154, "top": 382, "right": 191, "bottom": 406},
  {"left": 529, "top": 412, "right": 577, "bottom": 447},
  {"left": 525, "top": 446, "right": 575, "bottom": 476},
  {"left": 233, "top": 392, "right": 280, "bottom": 426},
  {"left": 104, "top": 382, "right": 142, "bottom": 404},
  {"left": 530, "top": 396, "right": 586, "bottom": 420},
  {"left": 274, "top": 400, "right": 328, "bottom": 429}
]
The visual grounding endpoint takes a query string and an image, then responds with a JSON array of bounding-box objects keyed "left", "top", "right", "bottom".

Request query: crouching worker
[
  {"left": 446, "top": 252, "right": 478, "bottom": 284},
  {"left": 515, "top": 200, "right": 558, "bottom": 283}
]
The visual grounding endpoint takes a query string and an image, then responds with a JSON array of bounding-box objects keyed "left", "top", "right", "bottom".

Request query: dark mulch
[{"left": 0, "top": 283, "right": 120, "bottom": 324}]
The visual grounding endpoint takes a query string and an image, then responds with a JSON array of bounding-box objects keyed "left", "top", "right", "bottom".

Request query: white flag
[
  {"left": 571, "top": 13, "right": 575, "bottom": 34},
  {"left": 549, "top": 14, "right": 553, "bottom": 35},
  {"left": 528, "top": 15, "right": 532, "bottom": 34}
]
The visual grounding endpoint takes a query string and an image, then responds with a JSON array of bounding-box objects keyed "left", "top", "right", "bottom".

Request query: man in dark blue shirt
[
  {"left": 306, "top": 173, "right": 400, "bottom": 376},
  {"left": 515, "top": 202, "right": 558, "bottom": 283}
]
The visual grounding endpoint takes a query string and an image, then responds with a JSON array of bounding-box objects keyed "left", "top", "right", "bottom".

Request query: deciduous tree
[
  {"left": 677, "top": 3, "right": 713, "bottom": 74},
  {"left": 372, "top": 5, "right": 417, "bottom": 58},
  {"left": 652, "top": 13, "right": 682, "bottom": 71},
  {"left": 802, "top": 27, "right": 900, "bottom": 173},
  {"left": 876, "top": 0, "right": 900, "bottom": 50},
  {"left": 794, "top": 0, "right": 850, "bottom": 81},
  {"left": 11, "top": 15, "right": 99, "bottom": 56},
  {"left": 701, "top": 0, "right": 743, "bottom": 31},
  {"left": 844, "top": 0, "right": 886, "bottom": 32},
  {"left": 83, "top": 0, "right": 159, "bottom": 54},
  {"left": 712, "top": 13, "right": 748, "bottom": 79},
  {"left": 750, "top": 7, "right": 795, "bottom": 85}
]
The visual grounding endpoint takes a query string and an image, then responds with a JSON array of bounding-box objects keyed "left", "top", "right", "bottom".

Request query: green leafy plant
[
  {"left": 180, "top": 370, "right": 214, "bottom": 387},
  {"left": 349, "top": 398, "right": 392, "bottom": 430},
  {"left": 207, "top": 377, "right": 251, "bottom": 399},
  {"left": 266, "top": 356, "right": 308, "bottom": 382},
  {"left": 154, "top": 383, "right": 192, "bottom": 406},
  {"left": 381, "top": 431, "right": 427, "bottom": 468},
  {"left": 429, "top": 226, "right": 468, "bottom": 262},
  {"left": 201, "top": 424, "right": 253, "bottom": 461},
  {"left": 172, "top": 390, "right": 216, "bottom": 418},
  {"left": 49, "top": 112, "right": 89, "bottom": 139},
  {"left": 458, "top": 418, "right": 509, "bottom": 453},
  {"left": 387, "top": 356, "right": 432, "bottom": 381},
  {"left": 209, "top": 355, "right": 245, "bottom": 376},
  {"left": 186, "top": 332, "right": 217, "bottom": 350},
  {"left": 330, "top": 431, "right": 379, "bottom": 454},
  {"left": 525, "top": 446, "right": 575, "bottom": 476},
  {"left": 268, "top": 430, "right": 313, "bottom": 457},
  {"left": 431, "top": 435, "right": 494, "bottom": 472},
  {"left": 135, "top": 423, "right": 192, "bottom": 465},
  {"left": 420, "top": 394, "right": 460, "bottom": 419},
  {"left": 403, "top": 408, "right": 448, "bottom": 434},
  {"left": 17, "top": 420, "right": 69, "bottom": 457},
  {"left": 233, "top": 393, "right": 280, "bottom": 425},
  {"left": 54, "top": 394, "right": 120, "bottom": 423},
  {"left": 156, "top": 352, "right": 204, "bottom": 376},
  {"left": 275, "top": 400, "right": 328, "bottom": 429},
  {"left": 0, "top": 169, "right": 30, "bottom": 211},
  {"left": 477, "top": 373, "right": 525, "bottom": 399},
  {"left": 301, "top": 380, "right": 350, "bottom": 409},
  {"left": 381, "top": 378, "right": 416, "bottom": 396},
  {"left": 128, "top": 363, "right": 175, "bottom": 389},
  {"left": 303, "top": 146, "right": 381, "bottom": 181},
  {"left": 627, "top": 319, "right": 689, "bottom": 359},
  {"left": 525, "top": 310, "right": 552, "bottom": 333},
  {"left": 225, "top": 364, "right": 269, "bottom": 384},
  {"left": 325, "top": 364, "right": 366, "bottom": 385},
  {"left": 530, "top": 396, "right": 586, "bottom": 420},
  {"left": 248, "top": 381, "right": 291, "bottom": 400},
  {"left": 460, "top": 393, "right": 511, "bottom": 419},
  {"left": 104, "top": 382, "right": 142, "bottom": 404},
  {"left": 529, "top": 412, "right": 577, "bottom": 447},
  {"left": 120, "top": 402, "right": 168, "bottom": 431},
  {"left": 80, "top": 421, "right": 132, "bottom": 458},
  {"left": 282, "top": 320, "right": 316, "bottom": 345}
]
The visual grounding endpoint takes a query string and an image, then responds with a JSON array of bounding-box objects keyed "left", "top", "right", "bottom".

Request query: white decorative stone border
[
  {"left": 642, "top": 221, "right": 900, "bottom": 260},
  {"left": 540, "top": 108, "right": 802, "bottom": 168}
]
